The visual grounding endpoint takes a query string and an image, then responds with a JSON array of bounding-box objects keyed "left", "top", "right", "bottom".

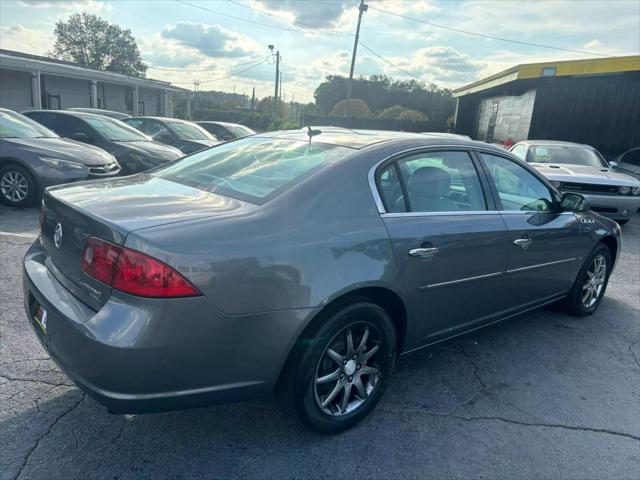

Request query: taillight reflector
[{"left": 81, "top": 237, "right": 200, "bottom": 298}]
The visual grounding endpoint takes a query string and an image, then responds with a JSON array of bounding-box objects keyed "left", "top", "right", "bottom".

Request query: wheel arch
[
  {"left": 600, "top": 235, "right": 618, "bottom": 264},
  {"left": 275, "top": 285, "right": 409, "bottom": 390}
]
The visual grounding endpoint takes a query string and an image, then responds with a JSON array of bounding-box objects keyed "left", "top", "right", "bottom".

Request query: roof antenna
[{"left": 307, "top": 125, "right": 322, "bottom": 142}]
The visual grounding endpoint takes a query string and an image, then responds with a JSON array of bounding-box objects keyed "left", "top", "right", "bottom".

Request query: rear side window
[
  {"left": 379, "top": 151, "right": 487, "bottom": 213},
  {"left": 155, "top": 137, "right": 352, "bottom": 204}
]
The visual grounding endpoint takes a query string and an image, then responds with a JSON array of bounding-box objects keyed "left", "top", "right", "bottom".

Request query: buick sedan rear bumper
[{"left": 22, "top": 240, "right": 314, "bottom": 413}]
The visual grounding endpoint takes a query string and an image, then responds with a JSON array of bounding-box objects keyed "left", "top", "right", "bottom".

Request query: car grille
[
  {"left": 561, "top": 182, "right": 620, "bottom": 195},
  {"left": 89, "top": 163, "right": 120, "bottom": 176}
]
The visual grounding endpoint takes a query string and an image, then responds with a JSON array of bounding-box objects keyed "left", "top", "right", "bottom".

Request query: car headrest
[{"left": 408, "top": 166, "right": 451, "bottom": 198}]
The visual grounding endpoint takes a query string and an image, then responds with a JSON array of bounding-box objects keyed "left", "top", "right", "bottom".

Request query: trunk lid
[{"left": 41, "top": 174, "right": 254, "bottom": 309}]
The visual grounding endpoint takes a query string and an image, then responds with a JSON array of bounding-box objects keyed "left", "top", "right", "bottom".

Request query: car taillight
[{"left": 81, "top": 237, "right": 200, "bottom": 298}]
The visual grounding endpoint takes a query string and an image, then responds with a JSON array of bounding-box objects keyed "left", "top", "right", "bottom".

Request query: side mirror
[
  {"left": 71, "top": 132, "right": 91, "bottom": 143},
  {"left": 608, "top": 161, "right": 618, "bottom": 168},
  {"left": 561, "top": 192, "right": 590, "bottom": 212},
  {"left": 154, "top": 132, "right": 174, "bottom": 143}
]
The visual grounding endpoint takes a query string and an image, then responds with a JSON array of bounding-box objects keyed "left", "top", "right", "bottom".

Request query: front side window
[
  {"left": 155, "top": 137, "right": 352, "bottom": 204},
  {"left": 621, "top": 149, "right": 640, "bottom": 167},
  {"left": 380, "top": 151, "right": 486, "bottom": 213},
  {"left": 510, "top": 143, "right": 527, "bottom": 160},
  {"left": 482, "top": 153, "right": 555, "bottom": 212}
]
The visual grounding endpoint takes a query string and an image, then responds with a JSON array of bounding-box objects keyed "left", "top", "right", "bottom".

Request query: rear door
[
  {"left": 377, "top": 148, "right": 508, "bottom": 349},
  {"left": 477, "top": 151, "right": 584, "bottom": 311}
]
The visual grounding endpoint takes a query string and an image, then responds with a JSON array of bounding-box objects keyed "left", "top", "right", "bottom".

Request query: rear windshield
[
  {"left": 83, "top": 115, "right": 149, "bottom": 142},
  {"left": 154, "top": 136, "right": 352, "bottom": 204},
  {"left": 526, "top": 145, "right": 606, "bottom": 168},
  {"left": 0, "top": 110, "right": 58, "bottom": 139}
]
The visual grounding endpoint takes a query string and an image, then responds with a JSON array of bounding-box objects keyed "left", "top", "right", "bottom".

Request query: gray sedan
[
  {"left": 0, "top": 108, "right": 120, "bottom": 206},
  {"left": 23, "top": 129, "right": 620, "bottom": 433}
]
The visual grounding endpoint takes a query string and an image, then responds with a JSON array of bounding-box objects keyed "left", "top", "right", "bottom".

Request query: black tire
[
  {"left": 0, "top": 163, "right": 38, "bottom": 207},
  {"left": 280, "top": 301, "right": 397, "bottom": 434},
  {"left": 561, "top": 243, "right": 612, "bottom": 316}
]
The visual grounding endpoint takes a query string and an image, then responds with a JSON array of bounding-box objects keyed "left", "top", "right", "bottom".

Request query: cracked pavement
[{"left": 1, "top": 205, "right": 639, "bottom": 479}]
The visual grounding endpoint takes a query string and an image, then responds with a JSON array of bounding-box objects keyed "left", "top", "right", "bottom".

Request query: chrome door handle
[
  {"left": 408, "top": 247, "right": 439, "bottom": 260},
  {"left": 513, "top": 238, "right": 533, "bottom": 249}
]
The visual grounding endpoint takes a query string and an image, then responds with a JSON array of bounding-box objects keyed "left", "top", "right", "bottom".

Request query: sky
[{"left": 0, "top": 0, "right": 639, "bottom": 103}]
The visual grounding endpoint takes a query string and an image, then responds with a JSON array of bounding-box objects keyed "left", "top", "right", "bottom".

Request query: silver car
[
  {"left": 510, "top": 140, "right": 640, "bottom": 224},
  {"left": 23, "top": 129, "right": 621, "bottom": 433}
]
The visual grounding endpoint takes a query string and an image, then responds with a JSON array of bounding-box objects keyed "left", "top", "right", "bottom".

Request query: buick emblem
[{"left": 53, "top": 223, "right": 63, "bottom": 249}]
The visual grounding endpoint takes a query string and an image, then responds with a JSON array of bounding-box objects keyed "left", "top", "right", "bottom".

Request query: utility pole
[
  {"left": 344, "top": 0, "right": 368, "bottom": 116},
  {"left": 251, "top": 87, "right": 255, "bottom": 111},
  {"left": 268, "top": 45, "right": 280, "bottom": 117},
  {"left": 192, "top": 79, "right": 200, "bottom": 116},
  {"left": 279, "top": 71, "right": 283, "bottom": 103}
]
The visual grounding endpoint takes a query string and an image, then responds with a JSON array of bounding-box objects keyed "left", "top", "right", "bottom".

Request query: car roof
[
  {"left": 258, "top": 127, "right": 496, "bottom": 150},
  {"left": 67, "top": 107, "right": 130, "bottom": 117},
  {"left": 128, "top": 116, "right": 191, "bottom": 124},
  {"left": 517, "top": 140, "right": 595, "bottom": 149},
  {"left": 22, "top": 109, "right": 116, "bottom": 121}
]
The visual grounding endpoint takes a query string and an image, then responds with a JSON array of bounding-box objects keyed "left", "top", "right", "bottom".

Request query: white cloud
[
  {"left": 161, "top": 22, "right": 260, "bottom": 58},
  {"left": 0, "top": 24, "right": 54, "bottom": 55},
  {"left": 18, "top": 0, "right": 112, "bottom": 11}
]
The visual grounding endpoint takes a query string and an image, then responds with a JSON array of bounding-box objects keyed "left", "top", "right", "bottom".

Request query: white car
[{"left": 510, "top": 140, "right": 640, "bottom": 225}]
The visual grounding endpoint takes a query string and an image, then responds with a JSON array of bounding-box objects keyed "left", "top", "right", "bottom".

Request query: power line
[
  {"left": 367, "top": 5, "right": 608, "bottom": 57},
  {"left": 226, "top": 0, "right": 351, "bottom": 36},
  {"left": 358, "top": 41, "right": 424, "bottom": 81},
  {"left": 147, "top": 55, "right": 270, "bottom": 72},
  {"left": 171, "top": 58, "right": 269, "bottom": 85},
  {"left": 174, "top": 0, "right": 352, "bottom": 37}
]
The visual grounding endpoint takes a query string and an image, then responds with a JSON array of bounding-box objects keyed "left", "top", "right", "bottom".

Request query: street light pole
[
  {"left": 268, "top": 45, "right": 280, "bottom": 117},
  {"left": 344, "top": 0, "right": 367, "bottom": 116}
]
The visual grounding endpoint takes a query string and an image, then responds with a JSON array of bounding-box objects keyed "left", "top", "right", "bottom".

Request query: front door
[
  {"left": 377, "top": 149, "right": 508, "bottom": 350},
  {"left": 478, "top": 152, "right": 585, "bottom": 311}
]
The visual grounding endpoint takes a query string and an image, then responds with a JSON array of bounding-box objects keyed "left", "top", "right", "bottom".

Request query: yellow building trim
[{"left": 453, "top": 55, "right": 640, "bottom": 97}]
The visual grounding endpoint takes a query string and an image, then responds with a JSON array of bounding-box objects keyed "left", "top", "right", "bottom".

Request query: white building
[{"left": 0, "top": 49, "right": 186, "bottom": 117}]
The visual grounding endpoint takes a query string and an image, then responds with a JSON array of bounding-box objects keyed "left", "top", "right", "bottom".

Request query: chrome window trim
[
  {"left": 419, "top": 271, "right": 503, "bottom": 291},
  {"left": 381, "top": 210, "right": 575, "bottom": 219},
  {"left": 367, "top": 143, "right": 555, "bottom": 216},
  {"left": 506, "top": 257, "right": 576, "bottom": 275}
]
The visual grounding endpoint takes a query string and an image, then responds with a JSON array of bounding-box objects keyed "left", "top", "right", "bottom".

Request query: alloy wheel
[
  {"left": 314, "top": 322, "right": 383, "bottom": 416},
  {"left": 0, "top": 170, "right": 29, "bottom": 202},
  {"left": 582, "top": 254, "right": 607, "bottom": 309}
]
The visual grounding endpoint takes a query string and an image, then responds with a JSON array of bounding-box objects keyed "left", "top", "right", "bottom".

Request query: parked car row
[{"left": 0, "top": 108, "right": 257, "bottom": 206}]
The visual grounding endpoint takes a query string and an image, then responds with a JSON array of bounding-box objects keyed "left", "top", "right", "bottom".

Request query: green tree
[
  {"left": 377, "top": 105, "right": 407, "bottom": 119},
  {"left": 51, "top": 13, "right": 147, "bottom": 77},
  {"left": 329, "top": 99, "right": 371, "bottom": 117},
  {"left": 398, "top": 109, "right": 428, "bottom": 122}
]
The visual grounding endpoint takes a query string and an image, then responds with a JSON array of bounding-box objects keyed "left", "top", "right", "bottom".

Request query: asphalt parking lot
[{"left": 1, "top": 205, "right": 639, "bottom": 480}]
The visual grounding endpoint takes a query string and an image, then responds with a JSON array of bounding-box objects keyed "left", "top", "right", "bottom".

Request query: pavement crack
[
  {"left": 629, "top": 341, "right": 640, "bottom": 370},
  {"left": 0, "top": 374, "right": 73, "bottom": 388},
  {"left": 14, "top": 394, "right": 86, "bottom": 480},
  {"left": 453, "top": 415, "right": 640, "bottom": 442}
]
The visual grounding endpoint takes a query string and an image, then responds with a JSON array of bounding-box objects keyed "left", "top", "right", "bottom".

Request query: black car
[
  {"left": 23, "top": 110, "right": 183, "bottom": 175},
  {"left": 123, "top": 117, "right": 218, "bottom": 154},
  {"left": 67, "top": 107, "right": 131, "bottom": 120},
  {"left": 196, "top": 121, "right": 256, "bottom": 141}
]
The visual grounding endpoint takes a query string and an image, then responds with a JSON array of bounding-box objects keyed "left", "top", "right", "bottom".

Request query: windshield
[
  {"left": 0, "top": 110, "right": 59, "bottom": 139},
  {"left": 166, "top": 121, "right": 215, "bottom": 141},
  {"left": 83, "top": 115, "right": 149, "bottom": 142},
  {"left": 155, "top": 136, "right": 352, "bottom": 204},
  {"left": 229, "top": 125, "right": 255, "bottom": 137},
  {"left": 526, "top": 145, "right": 607, "bottom": 168}
]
